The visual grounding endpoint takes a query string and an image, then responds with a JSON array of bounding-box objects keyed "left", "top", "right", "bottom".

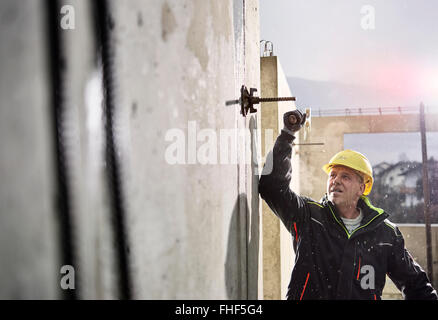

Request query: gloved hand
[{"left": 282, "top": 109, "right": 307, "bottom": 136}]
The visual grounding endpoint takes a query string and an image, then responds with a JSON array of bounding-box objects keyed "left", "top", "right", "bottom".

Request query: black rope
[
  {"left": 46, "top": 0, "right": 77, "bottom": 300},
  {"left": 93, "top": 0, "right": 133, "bottom": 299}
]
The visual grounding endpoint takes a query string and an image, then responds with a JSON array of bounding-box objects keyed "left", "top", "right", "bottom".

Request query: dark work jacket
[{"left": 259, "top": 131, "right": 438, "bottom": 300}]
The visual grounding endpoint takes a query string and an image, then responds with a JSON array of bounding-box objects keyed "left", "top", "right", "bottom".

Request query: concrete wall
[
  {"left": 260, "top": 56, "right": 296, "bottom": 299},
  {"left": 0, "top": 0, "right": 120, "bottom": 300},
  {"left": 61, "top": 0, "right": 118, "bottom": 299},
  {"left": 398, "top": 224, "right": 438, "bottom": 278},
  {"left": 384, "top": 225, "right": 438, "bottom": 299},
  {"left": 0, "top": 0, "right": 59, "bottom": 298},
  {"left": 399, "top": 225, "right": 438, "bottom": 288},
  {"left": 110, "top": 0, "right": 261, "bottom": 299},
  {"left": 0, "top": 0, "right": 263, "bottom": 299}
]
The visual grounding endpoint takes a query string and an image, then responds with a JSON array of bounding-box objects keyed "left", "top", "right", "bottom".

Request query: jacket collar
[{"left": 321, "top": 194, "right": 388, "bottom": 239}]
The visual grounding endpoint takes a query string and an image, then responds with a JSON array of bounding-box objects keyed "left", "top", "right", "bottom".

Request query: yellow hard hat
[{"left": 322, "top": 149, "right": 374, "bottom": 195}]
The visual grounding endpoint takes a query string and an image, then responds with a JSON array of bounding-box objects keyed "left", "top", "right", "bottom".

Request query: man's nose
[{"left": 331, "top": 176, "right": 341, "bottom": 185}]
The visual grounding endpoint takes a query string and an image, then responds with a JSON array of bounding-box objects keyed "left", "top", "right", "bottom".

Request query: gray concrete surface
[
  {"left": 109, "top": 0, "right": 261, "bottom": 299},
  {"left": 0, "top": 0, "right": 59, "bottom": 299},
  {"left": 60, "top": 0, "right": 118, "bottom": 299},
  {"left": 0, "top": 0, "right": 262, "bottom": 299},
  {"left": 382, "top": 225, "right": 438, "bottom": 299}
]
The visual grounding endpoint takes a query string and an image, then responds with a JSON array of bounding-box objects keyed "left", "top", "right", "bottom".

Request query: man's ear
[{"left": 359, "top": 183, "right": 365, "bottom": 195}]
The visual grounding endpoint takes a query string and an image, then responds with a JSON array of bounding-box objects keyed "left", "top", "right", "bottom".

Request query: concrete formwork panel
[
  {"left": 0, "top": 0, "right": 262, "bottom": 300},
  {"left": 0, "top": 0, "right": 59, "bottom": 299},
  {"left": 59, "top": 0, "right": 118, "bottom": 299},
  {"left": 110, "top": 0, "right": 261, "bottom": 299}
]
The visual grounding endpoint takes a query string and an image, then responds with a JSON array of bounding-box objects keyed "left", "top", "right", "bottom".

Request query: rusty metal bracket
[{"left": 240, "top": 85, "right": 296, "bottom": 117}]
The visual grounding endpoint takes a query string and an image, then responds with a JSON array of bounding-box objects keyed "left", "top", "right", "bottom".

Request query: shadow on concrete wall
[
  {"left": 225, "top": 193, "right": 247, "bottom": 299},
  {"left": 248, "top": 116, "right": 261, "bottom": 299},
  {"left": 224, "top": 116, "right": 261, "bottom": 300}
]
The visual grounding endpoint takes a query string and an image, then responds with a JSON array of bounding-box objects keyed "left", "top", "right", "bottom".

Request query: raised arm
[{"left": 259, "top": 110, "right": 308, "bottom": 231}]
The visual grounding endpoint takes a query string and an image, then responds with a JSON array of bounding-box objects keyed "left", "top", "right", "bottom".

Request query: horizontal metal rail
[{"left": 311, "top": 106, "right": 438, "bottom": 117}]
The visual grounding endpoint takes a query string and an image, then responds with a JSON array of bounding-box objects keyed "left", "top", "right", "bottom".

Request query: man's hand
[{"left": 283, "top": 110, "right": 306, "bottom": 136}]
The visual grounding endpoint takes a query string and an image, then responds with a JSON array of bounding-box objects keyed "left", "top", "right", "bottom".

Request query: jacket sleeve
[
  {"left": 387, "top": 227, "right": 438, "bottom": 300},
  {"left": 258, "top": 131, "right": 307, "bottom": 232}
]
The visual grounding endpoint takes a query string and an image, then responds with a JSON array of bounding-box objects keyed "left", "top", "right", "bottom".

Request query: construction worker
[{"left": 259, "top": 110, "right": 438, "bottom": 300}]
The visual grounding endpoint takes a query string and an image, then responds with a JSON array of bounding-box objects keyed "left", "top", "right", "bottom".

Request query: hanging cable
[
  {"left": 45, "top": 0, "right": 78, "bottom": 300},
  {"left": 93, "top": 0, "right": 133, "bottom": 299}
]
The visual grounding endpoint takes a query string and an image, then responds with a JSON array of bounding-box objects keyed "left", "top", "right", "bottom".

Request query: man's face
[{"left": 327, "top": 165, "right": 365, "bottom": 209}]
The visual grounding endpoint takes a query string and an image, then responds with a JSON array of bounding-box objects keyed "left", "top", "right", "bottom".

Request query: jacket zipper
[
  {"left": 356, "top": 256, "right": 361, "bottom": 280},
  {"left": 300, "top": 272, "right": 310, "bottom": 300},
  {"left": 327, "top": 203, "right": 385, "bottom": 239}
]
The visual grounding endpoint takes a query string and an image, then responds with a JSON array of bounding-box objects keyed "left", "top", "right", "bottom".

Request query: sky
[
  {"left": 260, "top": 0, "right": 438, "bottom": 165},
  {"left": 260, "top": 0, "right": 438, "bottom": 107}
]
